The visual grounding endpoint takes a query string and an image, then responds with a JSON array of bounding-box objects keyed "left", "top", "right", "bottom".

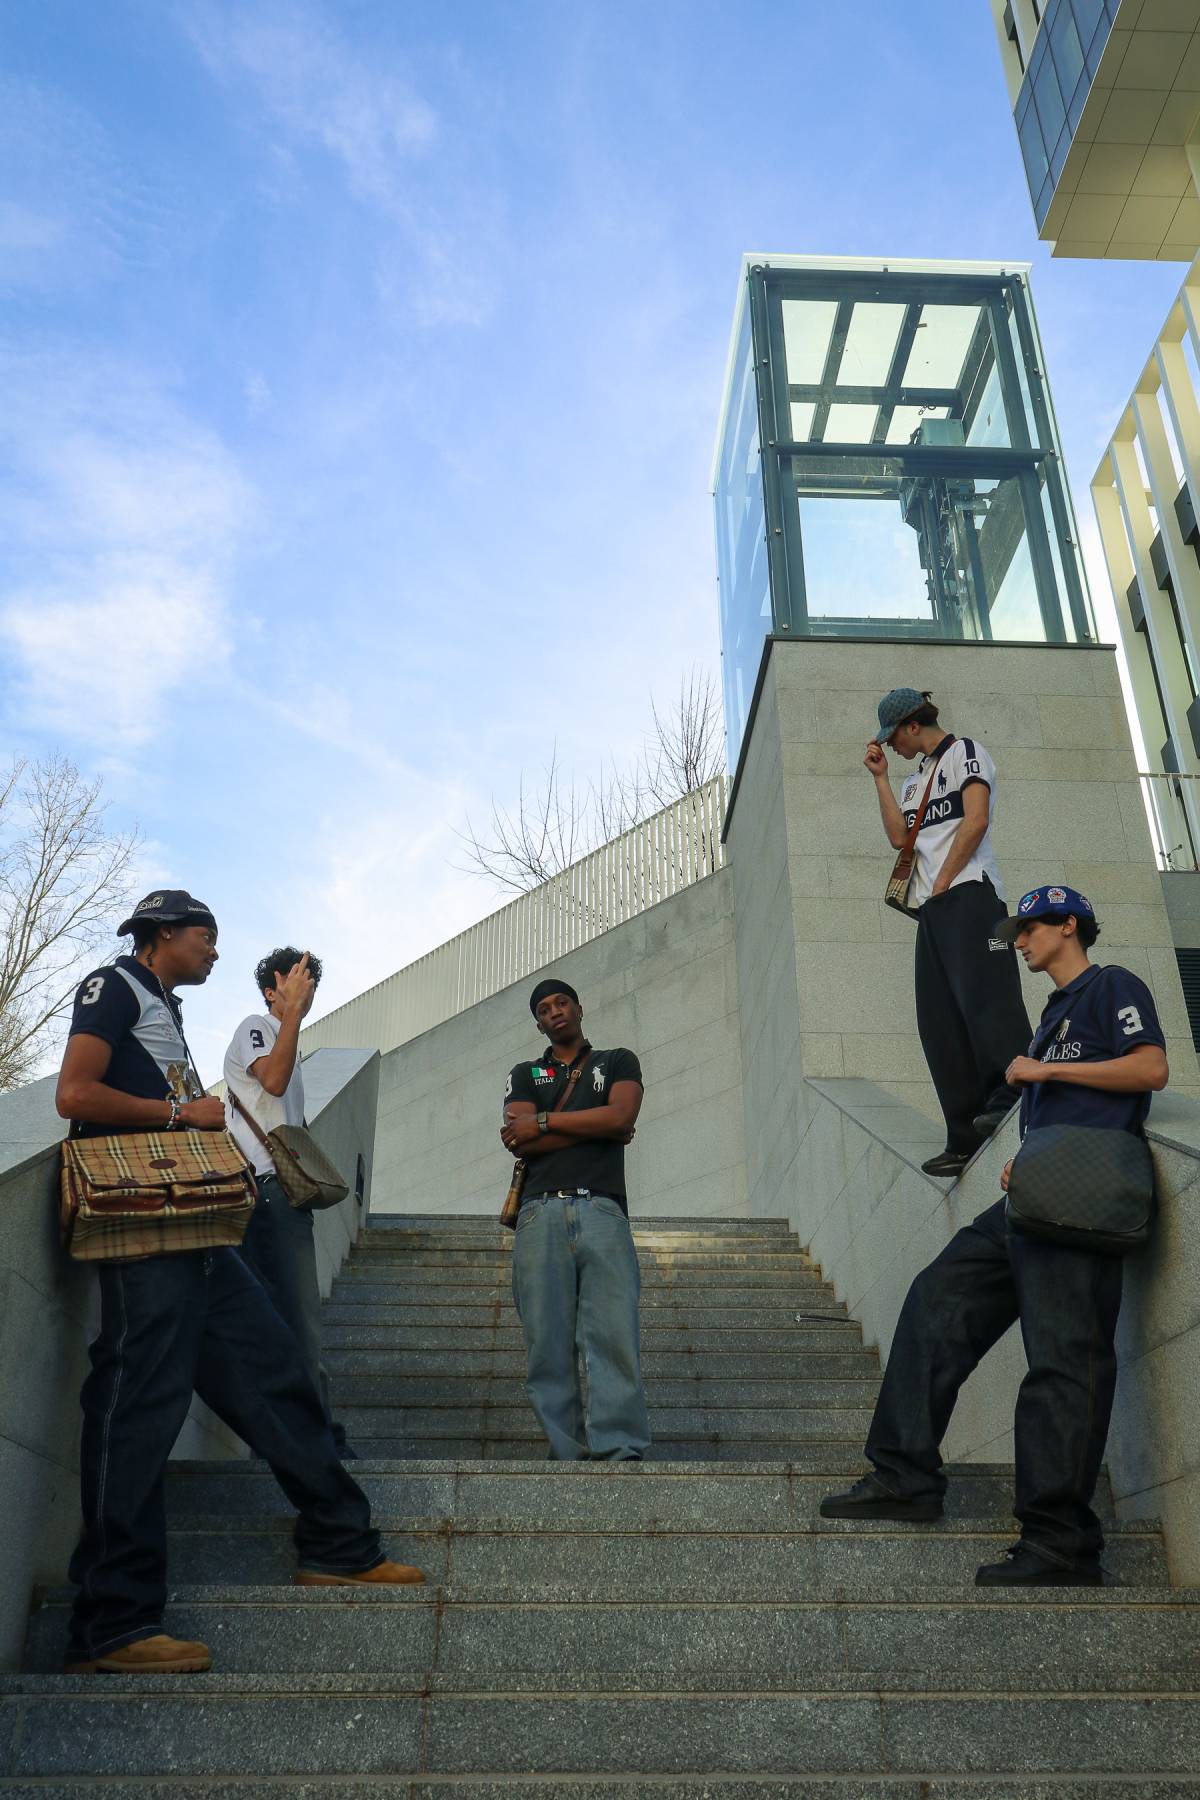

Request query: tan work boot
[
  {"left": 294, "top": 1558, "right": 424, "bottom": 1586},
  {"left": 65, "top": 1632, "right": 212, "bottom": 1674}
]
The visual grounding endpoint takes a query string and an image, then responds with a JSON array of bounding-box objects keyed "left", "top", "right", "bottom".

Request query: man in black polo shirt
[
  {"left": 500, "top": 977, "right": 651, "bottom": 1461},
  {"left": 821, "top": 885, "right": 1167, "bottom": 1586},
  {"left": 56, "top": 889, "right": 422, "bottom": 1675}
]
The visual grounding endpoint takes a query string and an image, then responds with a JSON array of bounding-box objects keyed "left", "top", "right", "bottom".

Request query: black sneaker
[
  {"left": 975, "top": 1542, "right": 1103, "bottom": 1587},
  {"left": 820, "top": 1474, "right": 943, "bottom": 1522},
  {"left": 973, "top": 1084, "right": 1020, "bottom": 1140},
  {"left": 921, "top": 1149, "right": 971, "bottom": 1178}
]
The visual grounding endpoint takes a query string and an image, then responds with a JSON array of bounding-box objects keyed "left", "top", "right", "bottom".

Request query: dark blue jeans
[
  {"left": 240, "top": 1173, "right": 349, "bottom": 1452},
  {"left": 865, "top": 1199, "right": 1123, "bottom": 1566},
  {"left": 67, "top": 1247, "right": 381, "bottom": 1662}
]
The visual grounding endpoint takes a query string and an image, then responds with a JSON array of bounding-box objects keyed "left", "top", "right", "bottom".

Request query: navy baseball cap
[
  {"left": 117, "top": 889, "right": 218, "bottom": 937},
  {"left": 872, "top": 687, "right": 929, "bottom": 744},
  {"left": 995, "top": 885, "right": 1096, "bottom": 943}
]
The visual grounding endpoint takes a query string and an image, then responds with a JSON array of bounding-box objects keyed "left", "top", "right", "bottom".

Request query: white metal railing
[
  {"left": 300, "top": 778, "right": 729, "bottom": 1056},
  {"left": 1139, "top": 771, "right": 1200, "bottom": 872}
]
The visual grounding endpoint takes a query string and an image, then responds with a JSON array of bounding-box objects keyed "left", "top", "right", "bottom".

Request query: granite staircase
[{"left": 4, "top": 1212, "right": 1199, "bottom": 1792}]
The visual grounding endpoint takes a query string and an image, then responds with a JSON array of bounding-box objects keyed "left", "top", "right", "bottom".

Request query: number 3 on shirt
[
  {"left": 80, "top": 976, "right": 104, "bottom": 1005},
  {"left": 1118, "top": 1005, "right": 1144, "bottom": 1037}
]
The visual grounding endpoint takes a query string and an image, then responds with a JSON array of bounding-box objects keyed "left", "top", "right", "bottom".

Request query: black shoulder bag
[{"left": 1005, "top": 988, "right": 1156, "bottom": 1256}]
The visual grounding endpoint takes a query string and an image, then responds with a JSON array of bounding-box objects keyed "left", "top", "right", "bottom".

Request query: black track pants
[{"left": 914, "top": 877, "right": 1032, "bottom": 1153}]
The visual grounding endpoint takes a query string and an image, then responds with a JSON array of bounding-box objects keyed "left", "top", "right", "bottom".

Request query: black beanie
[{"left": 529, "top": 977, "right": 580, "bottom": 1017}]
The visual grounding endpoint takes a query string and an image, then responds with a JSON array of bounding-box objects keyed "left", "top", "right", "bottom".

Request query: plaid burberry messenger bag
[{"left": 60, "top": 1129, "right": 257, "bottom": 1262}]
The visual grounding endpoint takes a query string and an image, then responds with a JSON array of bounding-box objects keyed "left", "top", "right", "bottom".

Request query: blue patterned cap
[{"left": 996, "top": 885, "right": 1096, "bottom": 942}]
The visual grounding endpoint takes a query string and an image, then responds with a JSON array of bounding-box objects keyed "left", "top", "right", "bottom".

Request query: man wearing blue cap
[
  {"left": 822, "top": 886, "right": 1168, "bottom": 1585},
  {"left": 864, "top": 688, "right": 1031, "bottom": 1177}
]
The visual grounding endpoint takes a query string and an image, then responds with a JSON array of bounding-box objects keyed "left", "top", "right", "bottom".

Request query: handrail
[
  {"left": 299, "top": 778, "right": 730, "bottom": 1056},
  {"left": 1138, "top": 771, "right": 1200, "bottom": 873}
]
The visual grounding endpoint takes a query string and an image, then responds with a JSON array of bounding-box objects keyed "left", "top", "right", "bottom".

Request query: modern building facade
[
  {"left": 989, "top": 0, "right": 1200, "bottom": 259},
  {"left": 712, "top": 255, "right": 1096, "bottom": 764}
]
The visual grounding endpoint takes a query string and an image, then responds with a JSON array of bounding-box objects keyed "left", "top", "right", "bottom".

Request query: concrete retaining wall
[
  {"left": 0, "top": 1048, "right": 379, "bottom": 1671},
  {"left": 370, "top": 867, "right": 746, "bottom": 1221}
]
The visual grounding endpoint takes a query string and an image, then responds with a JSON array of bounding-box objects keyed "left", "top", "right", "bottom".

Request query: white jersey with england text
[
  {"left": 898, "top": 734, "right": 1005, "bottom": 908},
  {"left": 223, "top": 1013, "right": 304, "bottom": 1178}
]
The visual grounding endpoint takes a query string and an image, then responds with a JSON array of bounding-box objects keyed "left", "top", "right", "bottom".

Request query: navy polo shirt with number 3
[{"left": 1021, "top": 963, "right": 1166, "bottom": 1139}]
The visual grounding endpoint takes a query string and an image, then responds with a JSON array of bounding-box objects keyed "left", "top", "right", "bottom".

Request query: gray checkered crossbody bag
[{"left": 1006, "top": 1123, "right": 1156, "bottom": 1256}]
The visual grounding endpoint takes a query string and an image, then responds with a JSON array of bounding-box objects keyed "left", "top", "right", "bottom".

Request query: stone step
[
  {"left": 329, "top": 1376, "right": 882, "bottom": 1409},
  {"left": 355, "top": 1233, "right": 811, "bottom": 1256},
  {"left": 367, "top": 1214, "right": 795, "bottom": 1236},
  {"left": 352, "top": 1248, "right": 818, "bottom": 1271},
  {"left": 330, "top": 1438, "right": 924, "bottom": 1463},
  {"left": 23, "top": 1583, "right": 1197, "bottom": 1680},
  {"left": 338, "top": 1265, "right": 829, "bottom": 1289},
  {"left": 163, "top": 1461, "right": 1116, "bottom": 1525},
  {"left": 3, "top": 1685, "right": 1198, "bottom": 1779},
  {"left": 318, "top": 1317, "right": 863, "bottom": 1346},
  {"left": 0, "top": 1781, "right": 1194, "bottom": 1799},
  {"left": 335, "top": 1405, "right": 880, "bottom": 1442},
  {"left": 329, "top": 1283, "right": 846, "bottom": 1310},
  {"left": 149, "top": 1519, "right": 1162, "bottom": 1591},
  {"left": 336, "top": 1274, "right": 834, "bottom": 1303},
  {"left": 323, "top": 1349, "right": 880, "bottom": 1380}
]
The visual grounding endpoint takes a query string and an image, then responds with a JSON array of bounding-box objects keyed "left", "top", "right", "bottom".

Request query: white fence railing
[
  {"left": 1140, "top": 772, "right": 1200, "bottom": 873},
  {"left": 300, "top": 778, "right": 729, "bottom": 1057}
]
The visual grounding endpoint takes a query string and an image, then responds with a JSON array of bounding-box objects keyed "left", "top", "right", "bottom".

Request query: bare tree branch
[
  {"left": 457, "top": 670, "right": 726, "bottom": 895},
  {"left": 0, "top": 754, "right": 139, "bottom": 1089},
  {"left": 641, "top": 667, "right": 725, "bottom": 809}
]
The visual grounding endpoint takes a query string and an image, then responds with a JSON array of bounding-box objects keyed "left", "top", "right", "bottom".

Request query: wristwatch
[
  {"left": 536, "top": 1111, "right": 550, "bottom": 1133},
  {"left": 165, "top": 1094, "right": 183, "bottom": 1130}
]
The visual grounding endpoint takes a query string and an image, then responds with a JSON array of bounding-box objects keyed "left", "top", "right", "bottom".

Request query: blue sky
[{"left": 0, "top": 0, "right": 1184, "bottom": 1075}]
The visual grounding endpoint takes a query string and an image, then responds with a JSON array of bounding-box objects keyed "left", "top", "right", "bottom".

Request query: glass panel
[
  {"left": 715, "top": 298, "right": 771, "bottom": 762},
  {"left": 1049, "top": 124, "right": 1070, "bottom": 184},
  {"left": 1072, "top": 0, "right": 1108, "bottom": 57},
  {"left": 823, "top": 402, "right": 879, "bottom": 443},
  {"left": 986, "top": 506, "right": 1043, "bottom": 639},
  {"left": 795, "top": 496, "right": 937, "bottom": 626},
  {"left": 965, "top": 359, "right": 1008, "bottom": 448},
  {"left": 781, "top": 298, "right": 837, "bottom": 385},
  {"left": 1032, "top": 53, "right": 1066, "bottom": 148},
  {"left": 838, "top": 302, "right": 906, "bottom": 386},
  {"left": 1005, "top": 300, "right": 1039, "bottom": 444},
  {"left": 902, "top": 303, "right": 982, "bottom": 388},
  {"left": 790, "top": 400, "right": 816, "bottom": 440},
  {"left": 1015, "top": 58, "right": 1048, "bottom": 193},
  {"left": 1049, "top": 2, "right": 1085, "bottom": 100}
]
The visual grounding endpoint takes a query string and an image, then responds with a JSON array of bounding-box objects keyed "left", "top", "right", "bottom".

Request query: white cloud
[
  {"left": 181, "top": 0, "right": 437, "bottom": 199},
  {"left": 0, "top": 352, "right": 249, "bottom": 746},
  {"left": 177, "top": 0, "right": 501, "bottom": 327}
]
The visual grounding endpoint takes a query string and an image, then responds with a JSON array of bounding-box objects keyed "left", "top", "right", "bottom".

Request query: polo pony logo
[{"left": 592, "top": 1065, "right": 604, "bottom": 1092}]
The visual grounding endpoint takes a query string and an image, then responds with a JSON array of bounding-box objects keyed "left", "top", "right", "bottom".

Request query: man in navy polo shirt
[
  {"left": 56, "top": 889, "right": 423, "bottom": 1675},
  {"left": 821, "top": 885, "right": 1168, "bottom": 1586}
]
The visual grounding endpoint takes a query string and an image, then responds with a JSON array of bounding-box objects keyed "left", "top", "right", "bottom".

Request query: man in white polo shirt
[
  {"left": 224, "top": 945, "right": 352, "bottom": 1456},
  {"left": 865, "top": 687, "right": 1032, "bottom": 1178}
]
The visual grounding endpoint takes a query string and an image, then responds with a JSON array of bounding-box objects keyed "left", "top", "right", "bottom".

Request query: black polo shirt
[
  {"left": 67, "top": 955, "right": 202, "bottom": 1136},
  {"left": 505, "top": 1046, "right": 643, "bottom": 1214}
]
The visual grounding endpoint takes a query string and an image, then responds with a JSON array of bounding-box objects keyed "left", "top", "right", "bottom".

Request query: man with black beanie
[{"left": 500, "top": 978, "right": 651, "bottom": 1460}]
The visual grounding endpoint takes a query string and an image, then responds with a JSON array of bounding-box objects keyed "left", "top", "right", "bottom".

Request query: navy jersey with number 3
[{"left": 1021, "top": 963, "right": 1165, "bottom": 1138}]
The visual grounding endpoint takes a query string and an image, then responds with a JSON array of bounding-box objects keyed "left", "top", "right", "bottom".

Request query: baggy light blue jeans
[{"left": 511, "top": 1191, "right": 651, "bottom": 1460}]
